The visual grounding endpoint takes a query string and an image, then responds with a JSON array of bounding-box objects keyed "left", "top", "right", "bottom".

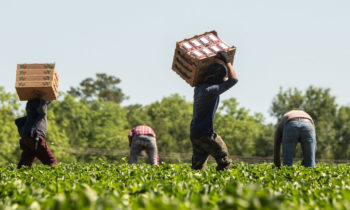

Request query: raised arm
[
  {"left": 216, "top": 51, "right": 238, "bottom": 80},
  {"left": 225, "top": 62, "right": 238, "bottom": 80},
  {"left": 205, "top": 51, "right": 238, "bottom": 95}
]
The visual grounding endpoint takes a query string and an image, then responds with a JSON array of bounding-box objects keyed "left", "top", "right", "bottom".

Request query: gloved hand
[{"left": 216, "top": 51, "right": 230, "bottom": 63}]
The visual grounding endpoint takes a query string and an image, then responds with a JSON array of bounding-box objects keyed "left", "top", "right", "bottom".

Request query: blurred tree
[
  {"left": 125, "top": 104, "right": 152, "bottom": 128},
  {"left": 270, "top": 87, "right": 304, "bottom": 120},
  {"left": 49, "top": 94, "right": 129, "bottom": 161},
  {"left": 333, "top": 106, "right": 350, "bottom": 159},
  {"left": 215, "top": 98, "right": 273, "bottom": 156},
  {"left": 68, "top": 73, "right": 128, "bottom": 104},
  {"left": 46, "top": 108, "right": 73, "bottom": 162},
  {"left": 143, "top": 94, "right": 193, "bottom": 153},
  {"left": 271, "top": 86, "right": 337, "bottom": 122},
  {"left": 0, "top": 87, "right": 21, "bottom": 164}
]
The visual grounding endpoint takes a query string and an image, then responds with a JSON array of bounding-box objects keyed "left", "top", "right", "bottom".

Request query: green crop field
[{"left": 1, "top": 161, "right": 350, "bottom": 210}]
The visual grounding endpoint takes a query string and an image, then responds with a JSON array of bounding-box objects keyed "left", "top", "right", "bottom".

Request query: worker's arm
[
  {"left": 205, "top": 51, "right": 238, "bottom": 95},
  {"left": 216, "top": 51, "right": 238, "bottom": 80},
  {"left": 225, "top": 62, "right": 238, "bottom": 80},
  {"left": 273, "top": 120, "right": 284, "bottom": 168},
  {"left": 128, "top": 128, "right": 135, "bottom": 147}
]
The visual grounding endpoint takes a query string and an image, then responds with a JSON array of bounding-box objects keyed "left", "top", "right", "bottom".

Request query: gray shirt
[{"left": 20, "top": 99, "right": 50, "bottom": 138}]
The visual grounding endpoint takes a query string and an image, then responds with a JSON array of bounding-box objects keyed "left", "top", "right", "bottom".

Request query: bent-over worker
[
  {"left": 128, "top": 125, "right": 159, "bottom": 165},
  {"left": 274, "top": 110, "right": 316, "bottom": 168}
]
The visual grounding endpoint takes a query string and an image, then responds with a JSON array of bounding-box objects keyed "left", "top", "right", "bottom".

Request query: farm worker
[
  {"left": 15, "top": 98, "right": 57, "bottom": 169},
  {"left": 274, "top": 110, "right": 316, "bottom": 168},
  {"left": 128, "top": 125, "right": 159, "bottom": 165},
  {"left": 190, "top": 51, "right": 238, "bottom": 171}
]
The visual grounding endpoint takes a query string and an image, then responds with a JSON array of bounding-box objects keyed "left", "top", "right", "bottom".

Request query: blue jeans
[{"left": 282, "top": 121, "right": 316, "bottom": 167}]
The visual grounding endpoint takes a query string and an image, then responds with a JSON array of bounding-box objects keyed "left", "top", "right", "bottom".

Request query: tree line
[{"left": 1, "top": 73, "right": 349, "bottom": 164}]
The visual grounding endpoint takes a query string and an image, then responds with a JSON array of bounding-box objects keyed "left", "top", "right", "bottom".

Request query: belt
[
  {"left": 288, "top": 117, "right": 313, "bottom": 124},
  {"left": 137, "top": 134, "right": 154, "bottom": 137}
]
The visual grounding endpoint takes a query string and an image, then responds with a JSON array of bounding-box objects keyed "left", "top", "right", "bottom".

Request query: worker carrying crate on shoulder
[
  {"left": 15, "top": 97, "right": 57, "bottom": 169},
  {"left": 190, "top": 51, "right": 238, "bottom": 171}
]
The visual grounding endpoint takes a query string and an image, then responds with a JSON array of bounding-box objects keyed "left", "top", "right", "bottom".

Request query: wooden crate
[
  {"left": 172, "top": 30, "right": 236, "bottom": 87},
  {"left": 15, "top": 63, "right": 59, "bottom": 101}
]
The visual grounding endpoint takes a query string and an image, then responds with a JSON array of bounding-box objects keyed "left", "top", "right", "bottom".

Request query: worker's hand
[{"left": 216, "top": 51, "right": 230, "bottom": 63}]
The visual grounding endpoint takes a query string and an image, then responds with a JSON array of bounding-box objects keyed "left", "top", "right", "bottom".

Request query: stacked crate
[
  {"left": 15, "top": 63, "right": 59, "bottom": 101},
  {"left": 172, "top": 30, "right": 236, "bottom": 87}
]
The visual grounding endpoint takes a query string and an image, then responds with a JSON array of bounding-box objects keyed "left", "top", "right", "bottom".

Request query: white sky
[{"left": 1, "top": 0, "right": 349, "bottom": 123}]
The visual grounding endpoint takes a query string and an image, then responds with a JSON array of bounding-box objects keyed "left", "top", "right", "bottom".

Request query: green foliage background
[{"left": 1, "top": 74, "right": 350, "bottom": 164}]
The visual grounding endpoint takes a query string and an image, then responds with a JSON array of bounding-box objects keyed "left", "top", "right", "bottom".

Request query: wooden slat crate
[
  {"left": 15, "top": 63, "right": 59, "bottom": 101},
  {"left": 172, "top": 30, "right": 236, "bottom": 87}
]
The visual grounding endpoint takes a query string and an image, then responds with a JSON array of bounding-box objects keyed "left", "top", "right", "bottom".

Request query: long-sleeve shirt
[
  {"left": 273, "top": 110, "right": 314, "bottom": 167},
  {"left": 20, "top": 99, "right": 50, "bottom": 138},
  {"left": 190, "top": 78, "right": 238, "bottom": 138}
]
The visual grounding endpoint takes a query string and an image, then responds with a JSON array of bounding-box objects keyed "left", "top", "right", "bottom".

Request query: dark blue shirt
[
  {"left": 190, "top": 78, "right": 238, "bottom": 138},
  {"left": 20, "top": 99, "right": 50, "bottom": 138}
]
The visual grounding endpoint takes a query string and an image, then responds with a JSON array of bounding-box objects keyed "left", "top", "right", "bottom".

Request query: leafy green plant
[{"left": 1, "top": 162, "right": 350, "bottom": 209}]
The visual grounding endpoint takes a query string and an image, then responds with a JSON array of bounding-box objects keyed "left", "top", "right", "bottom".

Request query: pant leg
[
  {"left": 282, "top": 122, "right": 300, "bottom": 166},
  {"left": 17, "top": 137, "right": 36, "bottom": 169},
  {"left": 299, "top": 122, "right": 316, "bottom": 167},
  {"left": 141, "top": 135, "right": 158, "bottom": 165},
  {"left": 206, "top": 134, "right": 232, "bottom": 171},
  {"left": 35, "top": 136, "right": 57, "bottom": 166},
  {"left": 129, "top": 136, "right": 143, "bottom": 164},
  {"left": 190, "top": 136, "right": 210, "bottom": 170},
  {"left": 139, "top": 135, "right": 158, "bottom": 165}
]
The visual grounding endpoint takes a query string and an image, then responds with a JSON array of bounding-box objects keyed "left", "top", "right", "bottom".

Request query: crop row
[{"left": 1, "top": 161, "right": 350, "bottom": 209}]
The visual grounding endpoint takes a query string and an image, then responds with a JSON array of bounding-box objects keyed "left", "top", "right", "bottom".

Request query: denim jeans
[
  {"left": 129, "top": 135, "right": 158, "bottom": 165},
  {"left": 282, "top": 121, "right": 316, "bottom": 167}
]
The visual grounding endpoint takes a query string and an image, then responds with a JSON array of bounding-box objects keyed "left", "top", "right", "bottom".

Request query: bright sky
[{"left": 1, "top": 0, "right": 349, "bottom": 123}]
